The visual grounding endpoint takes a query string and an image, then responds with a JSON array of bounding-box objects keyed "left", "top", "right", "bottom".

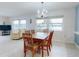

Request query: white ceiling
[{"left": 0, "top": 2, "right": 79, "bottom": 17}]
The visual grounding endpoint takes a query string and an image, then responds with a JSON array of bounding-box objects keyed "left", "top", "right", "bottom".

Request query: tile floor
[{"left": 0, "top": 36, "right": 79, "bottom": 57}]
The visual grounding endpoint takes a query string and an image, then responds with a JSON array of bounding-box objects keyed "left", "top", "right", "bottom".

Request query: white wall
[
  {"left": 0, "top": 17, "right": 11, "bottom": 25},
  {"left": 30, "top": 8, "right": 75, "bottom": 43},
  {"left": 0, "top": 17, "right": 11, "bottom": 35},
  {"left": 47, "top": 8, "right": 75, "bottom": 43},
  {"left": 10, "top": 8, "right": 75, "bottom": 43}
]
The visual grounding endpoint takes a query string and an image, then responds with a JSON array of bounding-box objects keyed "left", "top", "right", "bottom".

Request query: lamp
[{"left": 37, "top": 2, "right": 48, "bottom": 18}]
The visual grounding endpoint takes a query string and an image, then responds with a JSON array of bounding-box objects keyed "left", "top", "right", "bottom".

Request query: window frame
[
  {"left": 35, "top": 17, "right": 63, "bottom": 31},
  {"left": 48, "top": 17, "right": 63, "bottom": 31},
  {"left": 36, "top": 19, "right": 47, "bottom": 30},
  {"left": 12, "top": 20, "right": 27, "bottom": 30}
]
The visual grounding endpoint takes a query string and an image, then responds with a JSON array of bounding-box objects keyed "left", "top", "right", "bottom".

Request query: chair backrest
[
  {"left": 25, "top": 30, "right": 30, "bottom": 33},
  {"left": 22, "top": 33, "right": 33, "bottom": 44},
  {"left": 43, "top": 29, "right": 49, "bottom": 33},
  {"left": 49, "top": 31, "right": 54, "bottom": 39},
  {"left": 42, "top": 35, "right": 51, "bottom": 46},
  {"left": 31, "top": 30, "right": 35, "bottom": 34},
  {"left": 48, "top": 31, "right": 54, "bottom": 44}
]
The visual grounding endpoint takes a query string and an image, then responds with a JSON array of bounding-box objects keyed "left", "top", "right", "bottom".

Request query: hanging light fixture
[{"left": 37, "top": 2, "right": 48, "bottom": 18}]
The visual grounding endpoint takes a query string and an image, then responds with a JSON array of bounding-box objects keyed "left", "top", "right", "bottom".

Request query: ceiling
[{"left": 0, "top": 2, "right": 79, "bottom": 18}]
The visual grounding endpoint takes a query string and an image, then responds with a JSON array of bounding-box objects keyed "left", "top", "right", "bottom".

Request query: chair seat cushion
[
  {"left": 26, "top": 43, "right": 39, "bottom": 49},
  {"left": 42, "top": 41, "right": 48, "bottom": 45}
]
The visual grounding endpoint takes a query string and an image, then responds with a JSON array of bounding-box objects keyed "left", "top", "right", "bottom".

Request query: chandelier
[{"left": 37, "top": 2, "right": 48, "bottom": 18}]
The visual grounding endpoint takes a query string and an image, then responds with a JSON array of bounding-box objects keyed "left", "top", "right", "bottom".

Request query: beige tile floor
[{"left": 0, "top": 36, "right": 79, "bottom": 57}]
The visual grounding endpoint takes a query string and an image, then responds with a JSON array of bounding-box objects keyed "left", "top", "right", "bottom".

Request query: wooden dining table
[
  {"left": 23, "top": 31, "right": 49, "bottom": 43},
  {"left": 32, "top": 32, "right": 49, "bottom": 40},
  {"left": 32, "top": 32, "right": 50, "bottom": 57},
  {"left": 22, "top": 31, "right": 50, "bottom": 57},
  {"left": 32, "top": 32, "right": 49, "bottom": 41}
]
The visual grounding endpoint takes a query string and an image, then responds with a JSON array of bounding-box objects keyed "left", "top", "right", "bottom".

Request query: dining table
[
  {"left": 32, "top": 32, "right": 49, "bottom": 40},
  {"left": 23, "top": 31, "right": 49, "bottom": 43},
  {"left": 22, "top": 31, "right": 50, "bottom": 57},
  {"left": 32, "top": 32, "right": 50, "bottom": 56}
]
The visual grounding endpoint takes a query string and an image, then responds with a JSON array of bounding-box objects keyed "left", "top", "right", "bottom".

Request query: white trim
[
  {"left": 74, "top": 32, "right": 79, "bottom": 35},
  {"left": 74, "top": 42, "right": 79, "bottom": 49},
  {"left": 74, "top": 32, "right": 79, "bottom": 49},
  {"left": 54, "top": 39, "right": 74, "bottom": 44}
]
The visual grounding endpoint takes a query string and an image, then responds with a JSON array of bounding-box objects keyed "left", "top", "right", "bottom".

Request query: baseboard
[{"left": 54, "top": 39, "right": 74, "bottom": 44}]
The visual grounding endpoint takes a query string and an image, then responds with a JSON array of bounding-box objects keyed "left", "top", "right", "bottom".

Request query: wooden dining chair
[
  {"left": 39, "top": 35, "right": 50, "bottom": 57},
  {"left": 31, "top": 30, "right": 35, "bottom": 34},
  {"left": 39, "top": 31, "right": 54, "bottom": 57},
  {"left": 25, "top": 30, "right": 30, "bottom": 34},
  {"left": 22, "top": 33, "right": 41, "bottom": 57},
  {"left": 49, "top": 31, "right": 54, "bottom": 47},
  {"left": 22, "top": 33, "right": 31, "bottom": 44},
  {"left": 47, "top": 31, "right": 54, "bottom": 52},
  {"left": 43, "top": 29, "right": 49, "bottom": 33}
]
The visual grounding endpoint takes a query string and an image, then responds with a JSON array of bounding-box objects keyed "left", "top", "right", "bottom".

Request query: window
[
  {"left": 36, "top": 19, "right": 47, "bottom": 30},
  {"left": 20, "top": 20, "right": 26, "bottom": 29},
  {"left": 12, "top": 20, "right": 26, "bottom": 30},
  {"left": 49, "top": 18, "right": 63, "bottom": 31},
  {"left": 12, "top": 20, "right": 19, "bottom": 30}
]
